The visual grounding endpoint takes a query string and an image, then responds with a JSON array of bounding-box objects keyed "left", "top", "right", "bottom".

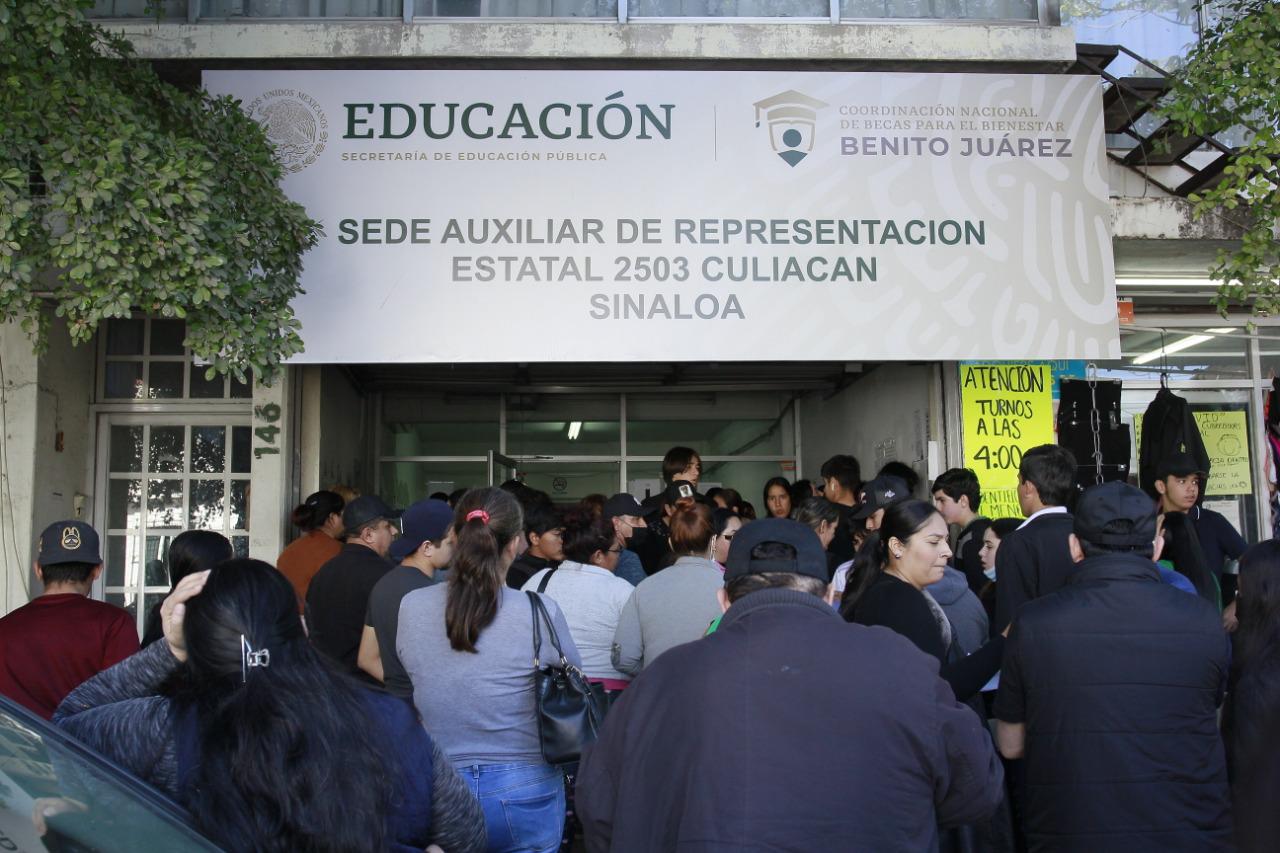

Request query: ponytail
[
  {"left": 839, "top": 532, "right": 888, "bottom": 620},
  {"left": 290, "top": 490, "right": 344, "bottom": 531},
  {"left": 840, "top": 499, "right": 941, "bottom": 620},
  {"left": 668, "top": 498, "right": 715, "bottom": 555},
  {"left": 446, "top": 487, "right": 523, "bottom": 652}
]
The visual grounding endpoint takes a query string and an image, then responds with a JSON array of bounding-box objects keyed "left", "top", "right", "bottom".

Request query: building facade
[{"left": 2, "top": 1, "right": 1267, "bottom": 630}]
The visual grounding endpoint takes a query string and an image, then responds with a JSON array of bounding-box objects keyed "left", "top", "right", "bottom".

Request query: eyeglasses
[{"left": 606, "top": 547, "right": 622, "bottom": 554}]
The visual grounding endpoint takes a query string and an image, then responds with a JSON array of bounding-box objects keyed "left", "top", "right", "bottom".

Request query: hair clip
[
  {"left": 466, "top": 509, "right": 490, "bottom": 524},
  {"left": 241, "top": 634, "right": 270, "bottom": 683}
]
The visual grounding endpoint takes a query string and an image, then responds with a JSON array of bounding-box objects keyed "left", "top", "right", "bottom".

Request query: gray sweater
[
  {"left": 398, "top": 585, "right": 581, "bottom": 766},
  {"left": 611, "top": 555, "right": 724, "bottom": 674}
]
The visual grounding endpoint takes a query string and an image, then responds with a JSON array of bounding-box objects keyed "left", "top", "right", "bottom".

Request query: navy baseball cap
[
  {"left": 37, "top": 520, "right": 102, "bottom": 565},
  {"left": 390, "top": 499, "right": 454, "bottom": 561},
  {"left": 851, "top": 475, "right": 910, "bottom": 520},
  {"left": 724, "top": 518, "right": 828, "bottom": 582},
  {"left": 1074, "top": 481, "right": 1157, "bottom": 548}
]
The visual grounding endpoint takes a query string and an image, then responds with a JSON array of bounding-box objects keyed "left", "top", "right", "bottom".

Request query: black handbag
[{"left": 527, "top": 591, "right": 603, "bottom": 766}]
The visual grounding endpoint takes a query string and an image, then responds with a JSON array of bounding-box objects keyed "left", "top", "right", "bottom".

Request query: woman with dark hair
[
  {"left": 1224, "top": 539, "right": 1280, "bottom": 852},
  {"left": 141, "top": 530, "right": 233, "bottom": 647},
  {"left": 762, "top": 476, "right": 792, "bottom": 519},
  {"left": 54, "top": 560, "right": 486, "bottom": 853},
  {"left": 711, "top": 508, "right": 742, "bottom": 571},
  {"left": 398, "top": 487, "right": 582, "bottom": 853},
  {"left": 612, "top": 498, "right": 723, "bottom": 674},
  {"left": 521, "top": 509, "right": 634, "bottom": 700},
  {"left": 712, "top": 487, "right": 744, "bottom": 515},
  {"left": 841, "top": 500, "right": 1005, "bottom": 703},
  {"left": 276, "top": 489, "right": 345, "bottom": 610},
  {"left": 976, "top": 518, "right": 1022, "bottom": 631}
]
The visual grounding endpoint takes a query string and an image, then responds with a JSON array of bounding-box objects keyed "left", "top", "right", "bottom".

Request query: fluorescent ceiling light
[
  {"left": 1131, "top": 328, "right": 1233, "bottom": 365},
  {"left": 1115, "top": 277, "right": 1218, "bottom": 289},
  {"left": 567, "top": 421, "right": 582, "bottom": 440}
]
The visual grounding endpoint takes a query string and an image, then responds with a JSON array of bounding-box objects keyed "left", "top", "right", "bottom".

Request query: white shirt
[
  {"left": 1016, "top": 505, "right": 1068, "bottom": 531},
  {"left": 522, "top": 561, "right": 635, "bottom": 682}
]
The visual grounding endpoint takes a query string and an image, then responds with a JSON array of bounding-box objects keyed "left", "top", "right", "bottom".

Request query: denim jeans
[{"left": 457, "top": 761, "right": 565, "bottom": 853}]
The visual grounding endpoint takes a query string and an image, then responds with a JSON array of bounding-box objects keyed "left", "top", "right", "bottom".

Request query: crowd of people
[{"left": 0, "top": 441, "right": 1277, "bottom": 852}]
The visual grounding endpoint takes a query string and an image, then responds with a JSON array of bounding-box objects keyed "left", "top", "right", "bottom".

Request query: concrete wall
[
  {"left": 105, "top": 21, "right": 1076, "bottom": 66},
  {"left": 317, "top": 365, "right": 374, "bottom": 495},
  {"left": 798, "top": 363, "right": 941, "bottom": 500},
  {"left": 0, "top": 313, "right": 95, "bottom": 615}
]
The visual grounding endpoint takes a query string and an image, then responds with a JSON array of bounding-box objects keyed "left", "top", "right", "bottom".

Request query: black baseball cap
[
  {"left": 724, "top": 518, "right": 828, "bottom": 582},
  {"left": 603, "top": 493, "right": 646, "bottom": 521},
  {"left": 1156, "top": 452, "right": 1207, "bottom": 480},
  {"left": 1074, "top": 481, "right": 1157, "bottom": 548},
  {"left": 663, "top": 479, "right": 699, "bottom": 505},
  {"left": 342, "top": 495, "right": 398, "bottom": 537},
  {"left": 851, "top": 475, "right": 910, "bottom": 520},
  {"left": 38, "top": 520, "right": 102, "bottom": 566},
  {"left": 389, "top": 499, "right": 453, "bottom": 561}
]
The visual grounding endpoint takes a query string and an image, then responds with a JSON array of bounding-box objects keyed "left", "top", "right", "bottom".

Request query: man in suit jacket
[{"left": 994, "top": 444, "right": 1077, "bottom": 631}]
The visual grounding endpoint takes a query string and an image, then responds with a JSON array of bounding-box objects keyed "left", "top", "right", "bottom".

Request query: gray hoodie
[{"left": 926, "top": 566, "right": 989, "bottom": 656}]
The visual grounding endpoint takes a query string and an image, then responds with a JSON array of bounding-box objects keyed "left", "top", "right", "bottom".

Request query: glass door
[
  {"left": 95, "top": 414, "right": 251, "bottom": 636},
  {"left": 509, "top": 458, "right": 622, "bottom": 504}
]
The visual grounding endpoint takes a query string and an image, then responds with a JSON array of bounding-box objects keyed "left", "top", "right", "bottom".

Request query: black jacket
[
  {"left": 305, "top": 543, "right": 391, "bottom": 673},
  {"left": 1139, "top": 388, "right": 1211, "bottom": 498},
  {"left": 577, "top": 588, "right": 1004, "bottom": 852},
  {"left": 994, "top": 511, "right": 1075, "bottom": 631},
  {"left": 850, "top": 572, "right": 1004, "bottom": 702},
  {"left": 994, "top": 553, "right": 1232, "bottom": 851},
  {"left": 505, "top": 551, "right": 558, "bottom": 590}
]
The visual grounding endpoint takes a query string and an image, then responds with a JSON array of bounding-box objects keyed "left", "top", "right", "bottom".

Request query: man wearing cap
[
  {"left": 1156, "top": 452, "right": 1247, "bottom": 617},
  {"left": 306, "top": 495, "right": 398, "bottom": 674},
  {"left": 829, "top": 473, "right": 911, "bottom": 600},
  {"left": 357, "top": 499, "right": 454, "bottom": 696},
  {"left": 993, "top": 444, "right": 1078, "bottom": 632},
  {"left": 602, "top": 493, "right": 649, "bottom": 586},
  {"left": 578, "top": 518, "right": 1004, "bottom": 852},
  {"left": 0, "top": 520, "right": 139, "bottom": 719},
  {"left": 994, "top": 481, "right": 1232, "bottom": 850},
  {"left": 851, "top": 473, "right": 911, "bottom": 533}
]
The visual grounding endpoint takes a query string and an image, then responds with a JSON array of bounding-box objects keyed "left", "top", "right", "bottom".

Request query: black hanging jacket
[{"left": 1139, "top": 387, "right": 1211, "bottom": 498}]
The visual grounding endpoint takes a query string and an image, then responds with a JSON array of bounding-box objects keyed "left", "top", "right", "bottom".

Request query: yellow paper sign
[{"left": 960, "top": 364, "right": 1056, "bottom": 519}]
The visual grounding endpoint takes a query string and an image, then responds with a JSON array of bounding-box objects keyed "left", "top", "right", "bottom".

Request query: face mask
[
  {"left": 626, "top": 526, "right": 651, "bottom": 549},
  {"left": 983, "top": 567, "right": 997, "bottom": 582}
]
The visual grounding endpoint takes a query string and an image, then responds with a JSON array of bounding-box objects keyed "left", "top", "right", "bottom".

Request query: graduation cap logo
[{"left": 753, "top": 90, "right": 828, "bottom": 168}]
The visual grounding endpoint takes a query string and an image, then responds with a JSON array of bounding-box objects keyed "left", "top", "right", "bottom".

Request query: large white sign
[{"left": 204, "top": 70, "right": 1119, "bottom": 363}]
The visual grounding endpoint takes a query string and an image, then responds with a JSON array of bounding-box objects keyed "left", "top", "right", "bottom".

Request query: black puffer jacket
[{"left": 994, "top": 553, "right": 1233, "bottom": 851}]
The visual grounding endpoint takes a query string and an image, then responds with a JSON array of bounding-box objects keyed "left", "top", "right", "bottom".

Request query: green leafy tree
[
  {"left": 1160, "top": 0, "right": 1280, "bottom": 316},
  {"left": 0, "top": 0, "right": 319, "bottom": 382}
]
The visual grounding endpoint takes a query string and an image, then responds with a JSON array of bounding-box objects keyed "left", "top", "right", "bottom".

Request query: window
[
  {"left": 99, "top": 418, "right": 251, "bottom": 637},
  {"left": 1066, "top": 0, "right": 1204, "bottom": 76},
  {"left": 377, "top": 390, "right": 798, "bottom": 503},
  {"left": 0, "top": 696, "right": 219, "bottom": 851},
  {"left": 100, "top": 318, "right": 250, "bottom": 401}
]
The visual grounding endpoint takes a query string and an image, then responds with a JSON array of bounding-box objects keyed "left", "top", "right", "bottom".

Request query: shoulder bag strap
[
  {"left": 536, "top": 566, "right": 558, "bottom": 594},
  {"left": 529, "top": 593, "right": 567, "bottom": 664},
  {"left": 526, "top": 590, "right": 544, "bottom": 666}
]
